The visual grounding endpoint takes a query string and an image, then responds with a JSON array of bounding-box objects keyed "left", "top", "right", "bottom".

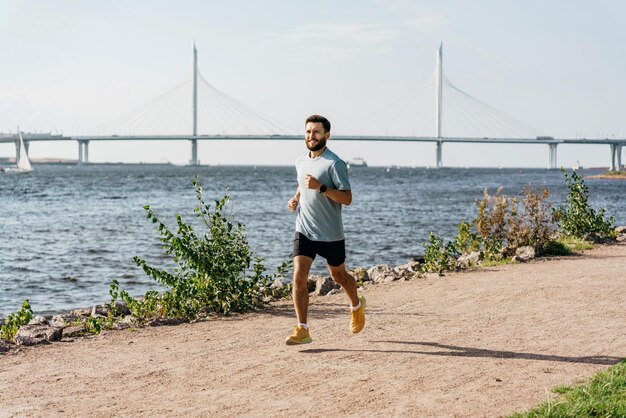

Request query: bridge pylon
[
  {"left": 548, "top": 143, "right": 558, "bottom": 169},
  {"left": 610, "top": 144, "right": 623, "bottom": 172},
  {"left": 190, "top": 41, "right": 199, "bottom": 166},
  {"left": 435, "top": 43, "right": 443, "bottom": 168},
  {"left": 78, "top": 140, "right": 90, "bottom": 164}
]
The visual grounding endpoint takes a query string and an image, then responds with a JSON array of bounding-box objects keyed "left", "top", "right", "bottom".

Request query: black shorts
[{"left": 292, "top": 232, "right": 346, "bottom": 267}]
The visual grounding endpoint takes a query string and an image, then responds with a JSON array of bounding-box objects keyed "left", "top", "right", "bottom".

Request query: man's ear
[{"left": 325, "top": 131, "right": 331, "bottom": 140}]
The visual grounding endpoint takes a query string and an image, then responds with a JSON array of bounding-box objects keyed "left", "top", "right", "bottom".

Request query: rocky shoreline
[
  {"left": 1, "top": 261, "right": 423, "bottom": 352},
  {"left": 3, "top": 227, "right": 625, "bottom": 354}
]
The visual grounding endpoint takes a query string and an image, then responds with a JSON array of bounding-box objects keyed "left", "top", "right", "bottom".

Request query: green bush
[
  {"left": 454, "top": 221, "right": 481, "bottom": 255},
  {"left": 540, "top": 240, "right": 573, "bottom": 256},
  {"left": 118, "top": 177, "right": 289, "bottom": 322},
  {"left": 0, "top": 300, "right": 33, "bottom": 341},
  {"left": 554, "top": 168, "right": 615, "bottom": 241},
  {"left": 422, "top": 232, "right": 458, "bottom": 273}
]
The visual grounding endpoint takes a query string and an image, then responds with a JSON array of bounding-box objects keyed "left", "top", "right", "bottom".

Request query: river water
[{"left": 1, "top": 164, "right": 624, "bottom": 316}]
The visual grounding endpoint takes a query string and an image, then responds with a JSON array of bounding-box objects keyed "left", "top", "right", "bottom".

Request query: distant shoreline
[
  {"left": 0, "top": 159, "right": 618, "bottom": 171},
  {"left": 586, "top": 172, "right": 626, "bottom": 180}
]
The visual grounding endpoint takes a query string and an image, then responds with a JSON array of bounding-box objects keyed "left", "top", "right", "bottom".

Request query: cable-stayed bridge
[{"left": 1, "top": 44, "right": 624, "bottom": 170}]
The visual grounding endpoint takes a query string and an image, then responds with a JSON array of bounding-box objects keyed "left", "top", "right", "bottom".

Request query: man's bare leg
[
  {"left": 329, "top": 263, "right": 366, "bottom": 333},
  {"left": 293, "top": 255, "right": 314, "bottom": 324},
  {"left": 328, "top": 263, "right": 359, "bottom": 307}
]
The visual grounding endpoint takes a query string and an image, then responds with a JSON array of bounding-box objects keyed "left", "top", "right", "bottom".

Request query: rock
[
  {"left": 513, "top": 246, "right": 536, "bottom": 262},
  {"left": 269, "top": 277, "right": 291, "bottom": 298},
  {"left": 311, "top": 275, "right": 339, "bottom": 296},
  {"left": 271, "top": 277, "right": 289, "bottom": 289},
  {"left": 14, "top": 324, "right": 63, "bottom": 346},
  {"left": 327, "top": 288, "right": 342, "bottom": 295},
  {"left": 51, "top": 314, "right": 85, "bottom": 328},
  {"left": 307, "top": 277, "right": 317, "bottom": 293},
  {"left": 116, "top": 315, "right": 137, "bottom": 329},
  {"left": 91, "top": 302, "right": 131, "bottom": 318},
  {"left": 0, "top": 339, "right": 10, "bottom": 352},
  {"left": 457, "top": 251, "right": 483, "bottom": 268},
  {"left": 28, "top": 315, "right": 48, "bottom": 326},
  {"left": 616, "top": 226, "right": 626, "bottom": 242},
  {"left": 394, "top": 260, "right": 421, "bottom": 279},
  {"left": 62, "top": 325, "right": 86, "bottom": 339},
  {"left": 367, "top": 264, "right": 399, "bottom": 283},
  {"left": 70, "top": 308, "right": 92, "bottom": 317},
  {"left": 112, "top": 302, "right": 131, "bottom": 316},
  {"left": 348, "top": 267, "right": 370, "bottom": 282},
  {"left": 91, "top": 305, "right": 107, "bottom": 318}
]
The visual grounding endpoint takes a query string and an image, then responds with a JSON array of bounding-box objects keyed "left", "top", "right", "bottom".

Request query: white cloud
[{"left": 261, "top": 15, "right": 449, "bottom": 58}]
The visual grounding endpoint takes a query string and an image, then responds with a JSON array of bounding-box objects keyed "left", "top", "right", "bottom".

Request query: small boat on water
[
  {"left": 347, "top": 157, "right": 367, "bottom": 168},
  {"left": 572, "top": 160, "right": 582, "bottom": 171},
  {"left": 2, "top": 131, "right": 33, "bottom": 173}
]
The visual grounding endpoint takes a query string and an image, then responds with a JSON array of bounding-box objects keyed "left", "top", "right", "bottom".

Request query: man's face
[{"left": 305, "top": 122, "right": 330, "bottom": 152}]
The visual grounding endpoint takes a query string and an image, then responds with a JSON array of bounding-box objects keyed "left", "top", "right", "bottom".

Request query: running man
[{"left": 285, "top": 114, "right": 366, "bottom": 345}]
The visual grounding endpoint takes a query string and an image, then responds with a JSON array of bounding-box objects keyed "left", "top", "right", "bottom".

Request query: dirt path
[{"left": 1, "top": 243, "right": 625, "bottom": 417}]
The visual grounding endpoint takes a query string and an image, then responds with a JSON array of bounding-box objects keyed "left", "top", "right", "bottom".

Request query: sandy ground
[{"left": 1, "top": 243, "right": 625, "bottom": 417}]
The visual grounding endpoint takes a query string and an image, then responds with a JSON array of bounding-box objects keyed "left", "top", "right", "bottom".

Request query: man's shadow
[{"left": 300, "top": 340, "right": 623, "bottom": 365}]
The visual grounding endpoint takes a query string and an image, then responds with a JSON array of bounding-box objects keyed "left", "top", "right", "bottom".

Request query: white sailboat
[{"left": 3, "top": 131, "right": 33, "bottom": 173}]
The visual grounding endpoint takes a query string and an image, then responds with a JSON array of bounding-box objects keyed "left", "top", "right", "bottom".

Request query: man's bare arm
[
  {"left": 323, "top": 188, "right": 352, "bottom": 206},
  {"left": 304, "top": 174, "right": 352, "bottom": 206},
  {"left": 288, "top": 187, "right": 300, "bottom": 212}
]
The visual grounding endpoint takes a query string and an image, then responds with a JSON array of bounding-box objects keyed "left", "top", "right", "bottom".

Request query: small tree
[
  {"left": 554, "top": 169, "right": 615, "bottom": 241},
  {"left": 123, "top": 177, "right": 288, "bottom": 321},
  {"left": 454, "top": 221, "right": 481, "bottom": 255},
  {"left": 422, "top": 232, "right": 458, "bottom": 273}
]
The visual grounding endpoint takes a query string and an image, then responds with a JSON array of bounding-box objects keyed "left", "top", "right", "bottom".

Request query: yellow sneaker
[
  {"left": 285, "top": 326, "right": 312, "bottom": 345},
  {"left": 350, "top": 296, "right": 366, "bottom": 334}
]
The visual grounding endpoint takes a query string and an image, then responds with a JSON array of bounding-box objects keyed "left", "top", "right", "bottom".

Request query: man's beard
[{"left": 306, "top": 137, "right": 327, "bottom": 152}]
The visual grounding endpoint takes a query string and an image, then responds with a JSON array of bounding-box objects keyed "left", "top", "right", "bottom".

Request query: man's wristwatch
[{"left": 318, "top": 184, "right": 327, "bottom": 194}]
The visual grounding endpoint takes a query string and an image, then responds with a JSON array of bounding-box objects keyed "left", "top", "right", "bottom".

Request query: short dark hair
[{"left": 305, "top": 114, "right": 331, "bottom": 133}]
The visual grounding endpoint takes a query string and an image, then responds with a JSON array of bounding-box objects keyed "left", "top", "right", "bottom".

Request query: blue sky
[{"left": 0, "top": 0, "right": 624, "bottom": 167}]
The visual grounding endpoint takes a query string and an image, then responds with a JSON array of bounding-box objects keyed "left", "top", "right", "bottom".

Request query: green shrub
[
  {"left": 422, "top": 232, "right": 458, "bottom": 273},
  {"left": 85, "top": 317, "right": 103, "bottom": 334},
  {"left": 554, "top": 168, "right": 615, "bottom": 241},
  {"left": 118, "top": 176, "right": 289, "bottom": 322},
  {"left": 540, "top": 240, "right": 573, "bottom": 256},
  {"left": 109, "top": 279, "right": 160, "bottom": 321},
  {"left": 454, "top": 221, "right": 481, "bottom": 255},
  {"left": 0, "top": 300, "right": 33, "bottom": 341}
]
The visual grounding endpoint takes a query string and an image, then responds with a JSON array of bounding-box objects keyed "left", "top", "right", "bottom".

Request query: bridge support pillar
[
  {"left": 609, "top": 144, "right": 617, "bottom": 171},
  {"left": 547, "top": 143, "right": 558, "bottom": 169},
  {"left": 190, "top": 139, "right": 198, "bottom": 166},
  {"left": 618, "top": 145, "right": 623, "bottom": 171},
  {"left": 78, "top": 140, "right": 90, "bottom": 164},
  {"left": 436, "top": 141, "right": 443, "bottom": 168}
]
